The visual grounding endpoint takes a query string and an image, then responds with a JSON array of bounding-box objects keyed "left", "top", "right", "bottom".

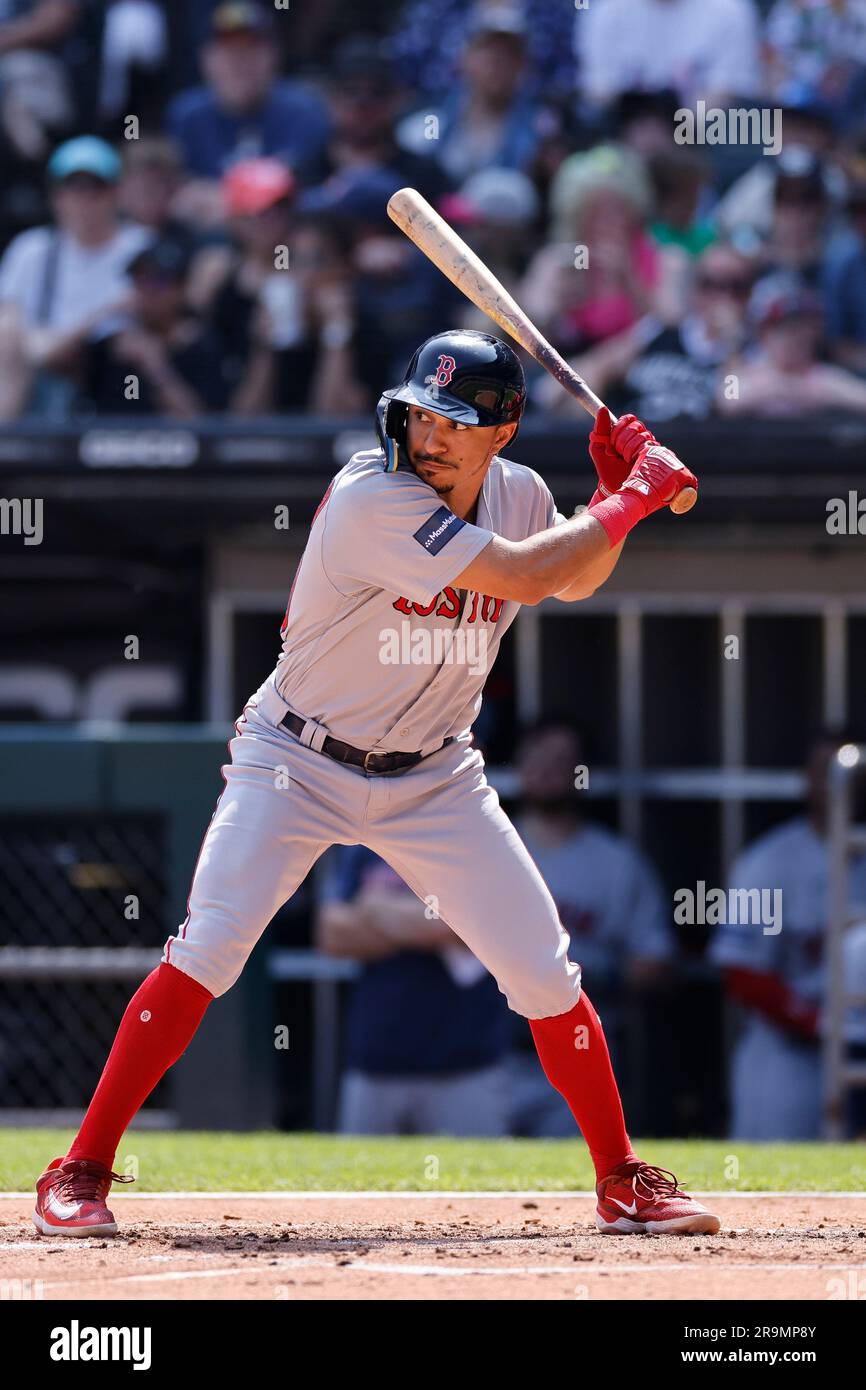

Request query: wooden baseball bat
[{"left": 387, "top": 186, "right": 696, "bottom": 516}]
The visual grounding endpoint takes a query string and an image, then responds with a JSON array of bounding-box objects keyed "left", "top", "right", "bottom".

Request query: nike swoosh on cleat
[{"left": 608, "top": 1197, "right": 639, "bottom": 1216}]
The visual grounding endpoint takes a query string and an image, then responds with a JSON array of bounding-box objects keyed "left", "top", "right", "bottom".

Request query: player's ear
[{"left": 495, "top": 421, "right": 518, "bottom": 451}]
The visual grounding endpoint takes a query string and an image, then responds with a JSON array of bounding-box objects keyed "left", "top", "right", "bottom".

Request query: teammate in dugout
[{"left": 33, "top": 329, "right": 719, "bottom": 1237}]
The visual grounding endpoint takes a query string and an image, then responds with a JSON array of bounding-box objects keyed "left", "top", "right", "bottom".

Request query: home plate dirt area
[{"left": 2, "top": 1194, "right": 866, "bottom": 1300}]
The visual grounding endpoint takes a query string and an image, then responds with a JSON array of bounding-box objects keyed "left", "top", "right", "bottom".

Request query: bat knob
[{"left": 670, "top": 485, "right": 697, "bottom": 516}]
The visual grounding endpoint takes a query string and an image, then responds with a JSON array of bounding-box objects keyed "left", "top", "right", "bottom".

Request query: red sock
[
  {"left": 529, "top": 990, "right": 638, "bottom": 1181},
  {"left": 67, "top": 962, "right": 213, "bottom": 1170}
]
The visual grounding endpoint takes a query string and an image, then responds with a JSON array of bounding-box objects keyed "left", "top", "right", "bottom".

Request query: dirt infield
[{"left": 2, "top": 1195, "right": 865, "bottom": 1300}]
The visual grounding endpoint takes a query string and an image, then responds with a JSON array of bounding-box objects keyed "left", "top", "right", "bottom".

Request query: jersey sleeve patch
[{"left": 413, "top": 507, "right": 466, "bottom": 556}]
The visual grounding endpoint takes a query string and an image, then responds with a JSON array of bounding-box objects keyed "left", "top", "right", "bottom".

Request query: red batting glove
[
  {"left": 588, "top": 409, "right": 660, "bottom": 497},
  {"left": 588, "top": 406, "right": 629, "bottom": 496},
  {"left": 588, "top": 443, "right": 698, "bottom": 547},
  {"left": 609, "top": 413, "right": 658, "bottom": 466}
]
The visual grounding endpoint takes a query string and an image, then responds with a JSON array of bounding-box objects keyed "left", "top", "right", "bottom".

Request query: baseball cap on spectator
[
  {"left": 550, "top": 144, "right": 652, "bottom": 240},
  {"left": 749, "top": 273, "right": 823, "bottom": 329},
  {"left": 209, "top": 1, "right": 273, "bottom": 39},
  {"left": 48, "top": 137, "right": 122, "bottom": 185},
  {"left": 126, "top": 237, "right": 193, "bottom": 282},
  {"left": 296, "top": 167, "right": 403, "bottom": 225},
  {"left": 466, "top": 7, "right": 528, "bottom": 40},
  {"left": 772, "top": 146, "right": 830, "bottom": 203},
  {"left": 440, "top": 169, "right": 539, "bottom": 227},
  {"left": 331, "top": 34, "right": 395, "bottom": 88},
  {"left": 223, "top": 158, "right": 296, "bottom": 216}
]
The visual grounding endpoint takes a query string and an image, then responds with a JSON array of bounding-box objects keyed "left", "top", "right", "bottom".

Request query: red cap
[{"left": 223, "top": 158, "right": 295, "bottom": 216}]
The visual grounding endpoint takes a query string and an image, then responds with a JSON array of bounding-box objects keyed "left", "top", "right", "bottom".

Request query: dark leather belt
[{"left": 280, "top": 710, "right": 452, "bottom": 775}]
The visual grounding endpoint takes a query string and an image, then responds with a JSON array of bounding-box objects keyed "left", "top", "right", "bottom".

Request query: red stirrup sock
[
  {"left": 529, "top": 991, "right": 638, "bottom": 1181},
  {"left": 67, "top": 962, "right": 214, "bottom": 1170}
]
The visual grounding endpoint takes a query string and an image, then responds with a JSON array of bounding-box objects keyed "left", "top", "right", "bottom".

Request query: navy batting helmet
[{"left": 376, "top": 329, "right": 526, "bottom": 471}]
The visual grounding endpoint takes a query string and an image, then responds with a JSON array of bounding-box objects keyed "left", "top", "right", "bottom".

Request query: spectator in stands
[
  {"left": 80, "top": 236, "right": 228, "bottom": 416},
  {"left": 715, "top": 100, "right": 838, "bottom": 243},
  {"left": 576, "top": 0, "right": 763, "bottom": 112},
  {"left": 166, "top": 2, "right": 330, "bottom": 225},
  {"left": 0, "top": 0, "right": 79, "bottom": 162},
  {"left": 97, "top": 0, "right": 168, "bottom": 129},
  {"left": 192, "top": 157, "right": 365, "bottom": 414},
  {"left": 0, "top": 134, "right": 150, "bottom": 420},
  {"left": 298, "top": 164, "right": 463, "bottom": 402},
  {"left": 755, "top": 147, "right": 834, "bottom": 290},
  {"left": 719, "top": 272, "right": 866, "bottom": 415},
  {"left": 118, "top": 137, "right": 199, "bottom": 255},
  {"left": 439, "top": 167, "right": 539, "bottom": 333},
  {"left": 519, "top": 144, "right": 687, "bottom": 357},
  {"left": 647, "top": 148, "right": 716, "bottom": 259},
  {"left": 396, "top": 12, "right": 560, "bottom": 184},
  {"left": 322, "top": 35, "right": 451, "bottom": 206},
  {"left": 315, "top": 845, "right": 512, "bottom": 1137},
  {"left": 387, "top": 0, "right": 577, "bottom": 102},
  {"left": 710, "top": 731, "right": 866, "bottom": 1139},
  {"left": 764, "top": 0, "right": 866, "bottom": 127},
  {"left": 822, "top": 173, "right": 866, "bottom": 373},
  {"left": 610, "top": 88, "right": 683, "bottom": 161},
  {"left": 540, "top": 243, "right": 755, "bottom": 423},
  {"left": 506, "top": 718, "right": 675, "bottom": 1137}
]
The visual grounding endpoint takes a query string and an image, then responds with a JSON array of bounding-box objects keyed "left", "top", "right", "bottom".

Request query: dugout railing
[{"left": 826, "top": 744, "right": 866, "bottom": 1137}]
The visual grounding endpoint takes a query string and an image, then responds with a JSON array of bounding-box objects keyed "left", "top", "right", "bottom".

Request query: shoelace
[
  {"left": 626, "top": 1163, "right": 685, "bottom": 1201},
  {"left": 50, "top": 1161, "right": 134, "bottom": 1203}
]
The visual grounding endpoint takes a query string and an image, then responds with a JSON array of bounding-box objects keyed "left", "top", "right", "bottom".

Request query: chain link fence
[{"left": 0, "top": 813, "right": 168, "bottom": 1115}]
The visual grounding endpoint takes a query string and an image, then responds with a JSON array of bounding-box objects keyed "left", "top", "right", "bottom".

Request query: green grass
[{"left": 2, "top": 1131, "right": 865, "bottom": 1193}]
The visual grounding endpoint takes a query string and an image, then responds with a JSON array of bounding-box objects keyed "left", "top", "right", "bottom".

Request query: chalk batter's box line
[{"left": 2, "top": 1190, "right": 866, "bottom": 1200}]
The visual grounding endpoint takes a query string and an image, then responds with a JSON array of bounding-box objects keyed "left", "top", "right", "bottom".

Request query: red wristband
[
  {"left": 587, "top": 489, "right": 646, "bottom": 547},
  {"left": 588, "top": 486, "right": 607, "bottom": 508}
]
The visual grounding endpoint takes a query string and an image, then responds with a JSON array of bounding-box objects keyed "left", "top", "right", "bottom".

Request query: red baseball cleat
[
  {"left": 33, "top": 1156, "right": 134, "bottom": 1237},
  {"left": 596, "top": 1160, "right": 720, "bottom": 1235}
]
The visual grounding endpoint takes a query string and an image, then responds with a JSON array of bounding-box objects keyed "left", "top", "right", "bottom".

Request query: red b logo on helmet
[{"left": 432, "top": 354, "right": 456, "bottom": 387}]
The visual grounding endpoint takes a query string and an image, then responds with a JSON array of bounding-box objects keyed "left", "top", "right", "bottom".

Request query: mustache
[{"left": 415, "top": 455, "right": 454, "bottom": 467}]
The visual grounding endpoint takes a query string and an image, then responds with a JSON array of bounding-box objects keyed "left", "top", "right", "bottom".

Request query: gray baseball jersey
[
  {"left": 163, "top": 445, "right": 583, "bottom": 1021},
  {"left": 274, "top": 448, "right": 566, "bottom": 752}
]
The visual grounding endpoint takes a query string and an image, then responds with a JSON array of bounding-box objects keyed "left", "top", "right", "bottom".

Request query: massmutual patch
[{"left": 413, "top": 507, "right": 466, "bottom": 555}]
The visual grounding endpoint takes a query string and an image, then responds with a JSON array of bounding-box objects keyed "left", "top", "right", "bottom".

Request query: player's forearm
[
  {"left": 514, "top": 511, "right": 613, "bottom": 603},
  {"left": 554, "top": 536, "right": 624, "bottom": 601},
  {"left": 358, "top": 891, "right": 455, "bottom": 948},
  {"left": 459, "top": 512, "right": 613, "bottom": 605},
  {"left": 724, "top": 965, "right": 819, "bottom": 1039}
]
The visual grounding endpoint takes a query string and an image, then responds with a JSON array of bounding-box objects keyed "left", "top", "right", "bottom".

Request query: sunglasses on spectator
[
  {"left": 774, "top": 185, "right": 823, "bottom": 205},
  {"left": 697, "top": 276, "right": 752, "bottom": 297},
  {"left": 57, "top": 173, "right": 114, "bottom": 194}
]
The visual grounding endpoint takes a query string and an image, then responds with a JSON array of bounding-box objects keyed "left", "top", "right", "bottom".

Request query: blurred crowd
[{"left": 4, "top": 0, "right": 866, "bottom": 420}]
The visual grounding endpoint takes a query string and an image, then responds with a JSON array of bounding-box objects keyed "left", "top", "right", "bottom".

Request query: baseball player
[
  {"left": 711, "top": 733, "right": 866, "bottom": 1139},
  {"left": 33, "top": 329, "right": 719, "bottom": 1237}
]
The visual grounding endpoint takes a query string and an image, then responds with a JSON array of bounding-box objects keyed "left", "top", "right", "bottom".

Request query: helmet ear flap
[{"left": 386, "top": 398, "right": 409, "bottom": 448}]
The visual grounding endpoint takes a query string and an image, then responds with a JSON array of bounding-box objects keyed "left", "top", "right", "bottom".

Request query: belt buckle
[{"left": 364, "top": 749, "right": 385, "bottom": 774}]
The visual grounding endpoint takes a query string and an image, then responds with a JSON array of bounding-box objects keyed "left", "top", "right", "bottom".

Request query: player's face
[{"left": 406, "top": 405, "right": 514, "bottom": 502}]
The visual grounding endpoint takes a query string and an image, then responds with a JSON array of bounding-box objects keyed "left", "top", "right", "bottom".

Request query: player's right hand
[
  {"left": 588, "top": 406, "right": 631, "bottom": 495},
  {"left": 619, "top": 443, "right": 699, "bottom": 517}
]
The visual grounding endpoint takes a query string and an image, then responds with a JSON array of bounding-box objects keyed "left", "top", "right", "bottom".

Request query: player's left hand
[{"left": 588, "top": 407, "right": 656, "bottom": 495}]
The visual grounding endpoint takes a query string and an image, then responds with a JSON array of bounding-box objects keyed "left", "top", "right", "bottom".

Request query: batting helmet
[{"left": 376, "top": 329, "right": 526, "bottom": 471}]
